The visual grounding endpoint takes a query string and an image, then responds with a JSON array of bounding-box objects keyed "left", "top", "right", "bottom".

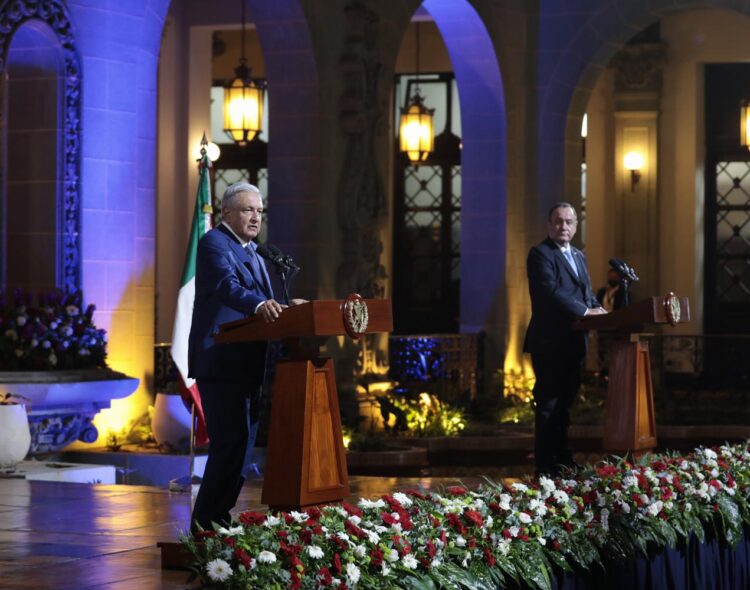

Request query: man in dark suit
[
  {"left": 188, "top": 181, "right": 284, "bottom": 532},
  {"left": 524, "top": 202, "right": 606, "bottom": 477}
]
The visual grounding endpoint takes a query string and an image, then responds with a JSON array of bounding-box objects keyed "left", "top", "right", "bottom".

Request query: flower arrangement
[
  {"left": 182, "top": 441, "right": 750, "bottom": 589},
  {"left": 0, "top": 289, "right": 107, "bottom": 371}
]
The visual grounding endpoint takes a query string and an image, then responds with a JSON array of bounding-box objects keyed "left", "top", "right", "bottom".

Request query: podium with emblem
[
  {"left": 215, "top": 296, "right": 392, "bottom": 510},
  {"left": 576, "top": 293, "right": 690, "bottom": 454}
]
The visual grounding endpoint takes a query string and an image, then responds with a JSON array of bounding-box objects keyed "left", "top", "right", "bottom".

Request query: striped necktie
[{"left": 563, "top": 248, "right": 578, "bottom": 277}]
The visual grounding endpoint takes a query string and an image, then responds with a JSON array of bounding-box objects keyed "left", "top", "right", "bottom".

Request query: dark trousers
[
  {"left": 530, "top": 351, "right": 583, "bottom": 475},
  {"left": 190, "top": 379, "right": 263, "bottom": 532}
]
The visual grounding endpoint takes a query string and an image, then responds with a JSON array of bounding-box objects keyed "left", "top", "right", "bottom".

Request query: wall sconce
[
  {"left": 741, "top": 99, "right": 750, "bottom": 149},
  {"left": 192, "top": 135, "right": 221, "bottom": 162},
  {"left": 623, "top": 151, "right": 644, "bottom": 192}
]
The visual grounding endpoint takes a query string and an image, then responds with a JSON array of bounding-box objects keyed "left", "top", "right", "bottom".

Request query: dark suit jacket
[
  {"left": 187, "top": 224, "right": 273, "bottom": 384},
  {"left": 523, "top": 237, "right": 599, "bottom": 357}
]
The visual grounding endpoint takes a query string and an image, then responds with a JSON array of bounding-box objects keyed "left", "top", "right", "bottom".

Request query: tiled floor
[{"left": 0, "top": 474, "right": 495, "bottom": 590}]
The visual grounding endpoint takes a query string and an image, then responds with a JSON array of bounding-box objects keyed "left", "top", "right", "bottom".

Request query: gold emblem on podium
[
  {"left": 342, "top": 293, "right": 368, "bottom": 339},
  {"left": 663, "top": 292, "right": 681, "bottom": 326}
]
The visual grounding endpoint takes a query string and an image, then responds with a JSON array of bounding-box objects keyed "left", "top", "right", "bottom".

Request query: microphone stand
[{"left": 620, "top": 277, "right": 630, "bottom": 307}]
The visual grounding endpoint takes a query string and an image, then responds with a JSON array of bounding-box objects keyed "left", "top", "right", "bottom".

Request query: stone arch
[
  {"left": 538, "top": 0, "right": 750, "bottom": 220},
  {"left": 0, "top": 0, "right": 81, "bottom": 292},
  {"left": 408, "top": 0, "right": 507, "bottom": 340}
]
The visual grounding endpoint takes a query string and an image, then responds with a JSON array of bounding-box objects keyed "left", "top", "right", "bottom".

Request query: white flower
[
  {"left": 498, "top": 494, "right": 512, "bottom": 511},
  {"left": 290, "top": 510, "right": 309, "bottom": 523},
  {"left": 264, "top": 515, "right": 281, "bottom": 527},
  {"left": 461, "top": 551, "right": 471, "bottom": 567},
  {"left": 348, "top": 515, "right": 362, "bottom": 526},
  {"left": 354, "top": 545, "right": 366, "bottom": 558},
  {"left": 258, "top": 550, "right": 277, "bottom": 564},
  {"left": 381, "top": 563, "right": 392, "bottom": 575},
  {"left": 346, "top": 563, "right": 361, "bottom": 585},
  {"left": 386, "top": 549, "right": 399, "bottom": 562},
  {"left": 486, "top": 515, "right": 494, "bottom": 528},
  {"left": 206, "top": 558, "right": 232, "bottom": 582},
  {"left": 529, "top": 499, "right": 547, "bottom": 517},
  {"left": 539, "top": 476, "right": 556, "bottom": 494},
  {"left": 684, "top": 502, "right": 692, "bottom": 512},
  {"left": 402, "top": 554, "right": 418, "bottom": 570},
  {"left": 553, "top": 490, "right": 569, "bottom": 503},
  {"left": 16, "top": 316, "right": 26, "bottom": 327},
  {"left": 518, "top": 512, "right": 532, "bottom": 524},
  {"left": 366, "top": 530, "right": 380, "bottom": 544},
  {"left": 431, "top": 557, "right": 443, "bottom": 568},
  {"left": 511, "top": 482, "right": 528, "bottom": 493},
  {"left": 359, "top": 498, "right": 386, "bottom": 510},
  {"left": 621, "top": 501, "right": 631, "bottom": 514},
  {"left": 509, "top": 526, "right": 520, "bottom": 538},
  {"left": 455, "top": 535, "right": 467, "bottom": 547},
  {"left": 497, "top": 539, "right": 511, "bottom": 555},
  {"left": 306, "top": 545, "right": 324, "bottom": 559},
  {"left": 393, "top": 492, "right": 413, "bottom": 507},
  {"left": 217, "top": 525, "right": 244, "bottom": 536},
  {"left": 703, "top": 448, "right": 718, "bottom": 460},
  {"left": 646, "top": 501, "right": 664, "bottom": 517},
  {"left": 538, "top": 537, "right": 547, "bottom": 546}
]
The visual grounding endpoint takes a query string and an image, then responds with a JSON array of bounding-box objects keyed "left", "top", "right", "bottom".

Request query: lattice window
[{"left": 714, "top": 162, "right": 750, "bottom": 303}]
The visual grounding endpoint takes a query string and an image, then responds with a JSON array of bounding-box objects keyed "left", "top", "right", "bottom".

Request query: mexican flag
[{"left": 170, "top": 149, "right": 213, "bottom": 446}]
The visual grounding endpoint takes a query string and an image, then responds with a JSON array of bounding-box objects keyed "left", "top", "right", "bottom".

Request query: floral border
[
  {"left": 0, "top": 0, "right": 81, "bottom": 292},
  {"left": 183, "top": 442, "right": 750, "bottom": 589}
]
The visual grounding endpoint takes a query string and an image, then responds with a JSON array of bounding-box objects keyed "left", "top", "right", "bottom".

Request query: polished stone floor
[{"left": 0, "top": 474, "right": 494, "bottom": 590}]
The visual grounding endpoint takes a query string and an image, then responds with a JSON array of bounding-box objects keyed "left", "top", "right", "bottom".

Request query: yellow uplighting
[
  {"left": 223, "top": 77, "right": 264, "bottom": 145},
  {"left": 399, "top": 95, "right": 434, "bottom": 163},
  {"left": 741, "top": 99, "right": 750, "bottom": 149}
]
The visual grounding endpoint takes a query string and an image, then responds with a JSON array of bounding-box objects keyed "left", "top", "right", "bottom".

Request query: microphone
[
  {"left": 267, "top": 244, "right": 300, "bottom": 272},
  {"left": 609, "top": 258, "right": 639, "bottom": 282},
  {"left": 257, "top": 243, "right": 300, "bottom": 273}
]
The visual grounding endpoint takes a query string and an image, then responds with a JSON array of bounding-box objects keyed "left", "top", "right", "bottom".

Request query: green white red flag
[{"left": 170, "top": 149, "right": 213, "bottom": 446}]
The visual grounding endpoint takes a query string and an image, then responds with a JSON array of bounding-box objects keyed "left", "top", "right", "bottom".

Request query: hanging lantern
[
  {"left": 399, "top": 91, "right": 435, "bottom": 163},
  {"left": 741, "top": 99, "right": 750, "bottom": 149},
  {"left": 223, "top": 0, "right": 265, "bottom": 145},
  {"left": 223, "top": 66, "right": 264, "bottom": 145},
  {"left": 398, "top": 22, "right": 434, "bottom": 164}
]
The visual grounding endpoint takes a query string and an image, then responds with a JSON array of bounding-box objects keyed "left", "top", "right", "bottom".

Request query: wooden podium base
[
  {"left": 261, "top": 357, "right": 349, "bottom": 510},
  {"left": 603, "top": 338, "right": 657, "bottom": 453}
]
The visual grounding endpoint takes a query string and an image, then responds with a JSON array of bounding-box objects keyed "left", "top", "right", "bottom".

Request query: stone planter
[
  {"left": 0, "top": 368, "right": 139, "bottom": 453},
  {"left": 0, "top": 404, "right": 31, "bottom": 469},
  {"left": 151, "top": 392, "right": 192, "bottom": 449}
]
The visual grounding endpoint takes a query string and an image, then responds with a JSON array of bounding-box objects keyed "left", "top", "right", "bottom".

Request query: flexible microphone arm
[
  {"left": 608, "top": 257, "right": 639, "bottom": 307},
  {"left": 256, "top": 243, "right": 300, "bottom": 305}
]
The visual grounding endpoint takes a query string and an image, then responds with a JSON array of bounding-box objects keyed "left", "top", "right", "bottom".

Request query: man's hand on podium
[
  {"left": 585, "top": 307, "right": 608, "bottom": 316},
  {"left": 258, "top": 299, "right": 284, "bottom": 323}
]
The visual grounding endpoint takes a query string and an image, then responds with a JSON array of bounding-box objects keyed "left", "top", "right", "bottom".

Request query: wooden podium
[
  {"left": 215, "top": 299, "right": 393, "bottom": 511},
  {"left": 576, "top": 294, "right": 690, "bottom": 453}
]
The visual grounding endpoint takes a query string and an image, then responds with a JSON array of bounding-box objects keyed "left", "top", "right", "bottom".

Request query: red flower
[
  {"left": 234, "top": 548, "right": 252, "bottom": 568},
  {"left": 446, "top": 486, "right": 467, "bottom": 496},
  {"left": 193, "top": 530, "right": 216, "bottom": 539},
  {"left": 596, "top": 464, "right": 619, "bottom": 478},
  {"left": 484, "top": 547, "right": 495, "bottom": 566},
  {"left": 406, "top": 489, "right": 426, "bottom": 500},
  {"left": 345, "top": 519, "right": 366, "bottom": 539},
  {"left": 277, "top": 530, "right": 289, "bottom": 539},
  {"left": 552, "top": 539, "right": 562, "bottom": 551},
  {"left": 300, "top": 529, "right": 312, "bottom": 544},
  {"left": 342, "top": 502, "right": 362, "bottom": 517},
  {"left": 464, "top": 509, "right": 484, "bottom": 528},
  {"left": 223, "top": 536, "right": 236, "bottom": 548},
  {"left": 426, "top": 539, "right": 436, "bottom": 559},
  {"left": 318, "top": 566, "right": 333, "bottom": 586},
  {"left": 239, "top": 511, "right": 266, "bottom": 526},
  {"left": 370, "top": 547, "right": 384, "bottom": 567},
  {"left": 307, "top": 507, "right": 322, "bottom": 520},
  {"left": 381, "top": 512, "right": 398, "bottom": 526},
  {"left": 502, "top": 528, "right": 512, "bottom": 539},
  {"left": 333, "top": 552, "right": 342, "bottom": 574}
]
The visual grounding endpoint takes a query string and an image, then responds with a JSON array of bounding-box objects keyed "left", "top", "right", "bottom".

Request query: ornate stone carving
[
  {"left": 27, "top": 406, "right": 99, "bottom": 453},
  {"left": 336, "top": 1, "right": 388, "bottom": 299},
  {"left": 0, "top": 0, "right": 82, "bottom": 291}
]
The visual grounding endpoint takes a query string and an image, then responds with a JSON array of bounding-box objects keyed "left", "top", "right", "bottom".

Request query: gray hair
[
  {"left": 222, "top": 182, "right": 263, "bottom": 209},
  {"left": 547, "top": 202, "right": 577, "bottom": 220}
]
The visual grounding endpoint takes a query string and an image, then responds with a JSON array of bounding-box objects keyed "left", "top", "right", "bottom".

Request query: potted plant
[
  {"left": 0, "top": 289, "right": 139, "bottom": 452},
  {"left": 0, "top": 393, "right": 31, "bottom": 469}
]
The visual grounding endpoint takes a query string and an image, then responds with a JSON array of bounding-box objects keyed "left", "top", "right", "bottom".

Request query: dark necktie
[{"left": 245, "top": 245, "right": 271, "bottom": 296}]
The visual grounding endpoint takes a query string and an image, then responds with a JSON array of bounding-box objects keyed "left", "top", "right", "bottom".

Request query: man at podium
[
  {"left": 523, "top": 202, "right": 606, "bottom": 477},
  {"left": 187, "top": 182, "right": 285, "bottom": 532}
]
